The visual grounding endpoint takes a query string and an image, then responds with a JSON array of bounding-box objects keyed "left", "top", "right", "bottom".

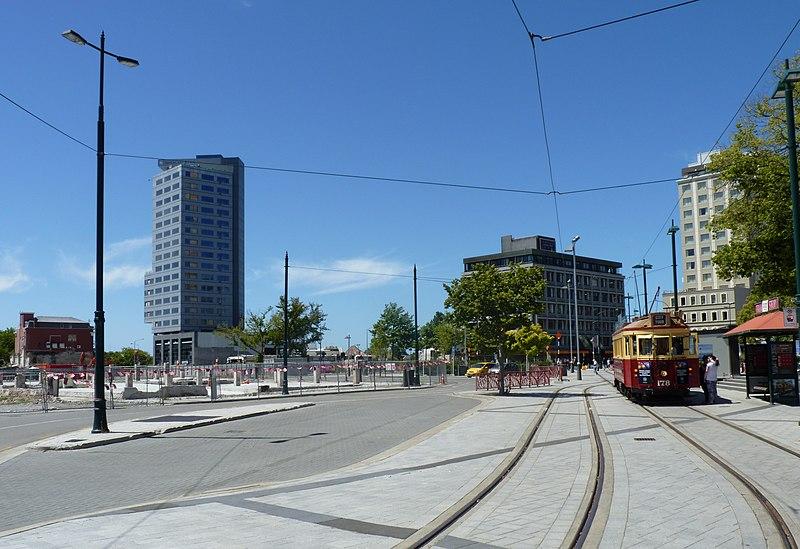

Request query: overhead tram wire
[
  {"left": 532, "top": 0, "right": 701, "bottom": 42},
  {"left": 289, "top": 264, "right": 452, "bottom": 283},
  {"left": 631, "top": 14, "right": 800, "bottom": 277},
  {"left": 2, "top": 89, "right": 682, "bottom": 198},
  {"left": 0, "top": 90, "right": 95, "bottom": 151},
  {"left": 511, "top": 0, "right": 563, "bottom": 250}
]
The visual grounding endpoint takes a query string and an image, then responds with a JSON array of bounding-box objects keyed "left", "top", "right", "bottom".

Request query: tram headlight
[{"left": 660, "top": 370, "right": 668, "bottom": 377}]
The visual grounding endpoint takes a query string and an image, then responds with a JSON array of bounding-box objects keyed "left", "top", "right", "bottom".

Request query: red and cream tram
[{"left": 612, "top": 312, "right": 700, "bottom": 400}]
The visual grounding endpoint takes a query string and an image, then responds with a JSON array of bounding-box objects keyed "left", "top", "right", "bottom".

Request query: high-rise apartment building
[
  {"left": 143, "top": 154, "right": 245, "bottom": 365},
  {"left": 463, "top": 235, "right": 625, "bottom": 360},
  {"left": 663, "top": 152, "right": 752, "bottom": 331}
]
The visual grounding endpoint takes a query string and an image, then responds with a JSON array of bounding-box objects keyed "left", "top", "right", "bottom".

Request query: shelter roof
[{"left": 723, "top": 310, "right": 795, "bottom": 338}]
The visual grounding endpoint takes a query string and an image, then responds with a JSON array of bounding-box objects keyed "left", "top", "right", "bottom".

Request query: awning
[{"left": 723, "top": 310, "right": 796, "bottom": 338}]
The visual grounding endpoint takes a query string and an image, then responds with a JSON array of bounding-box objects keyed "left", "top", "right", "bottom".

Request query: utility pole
[
  {"left": 413, "top": 264, "right": 420, "bottom": 386},
  {"left": 282, "top": 252, "right": 289, "bottom": 395},
  {"left": 568, "top": 236, "right": 582, "bottom": 380},
  {"left": 633, "top": 261, "right": 653, "bottom": 315},
  {"left": 624, "top": 295, "right": 634, "bottom": 322},
  {"left": 667, "top": 220, "right": 680, "bottom": 314}
]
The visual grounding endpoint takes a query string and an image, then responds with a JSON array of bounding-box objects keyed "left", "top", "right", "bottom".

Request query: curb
[{"left": 30, "top": 402, "right": 315, "bottom": 451}]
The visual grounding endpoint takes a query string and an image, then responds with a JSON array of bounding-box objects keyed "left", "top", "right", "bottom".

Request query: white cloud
[
  {"left": 269, "top": 257, "right": 409, "bottom": 295},
  {"left": 0, "top": 249, "right": 30, "bottom": 293},
  {"left": 60, "top": 236, "right": 150, "bottom": 290}
]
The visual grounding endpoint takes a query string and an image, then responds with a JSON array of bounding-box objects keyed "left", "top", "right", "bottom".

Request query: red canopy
[{"left": 723, "top": 310, "right": 796, "bottom": 338}]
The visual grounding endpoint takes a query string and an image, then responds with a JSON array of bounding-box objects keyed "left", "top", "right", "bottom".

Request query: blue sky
[{"left": 1, "top": 0, "right": 798, "bottom": 351}]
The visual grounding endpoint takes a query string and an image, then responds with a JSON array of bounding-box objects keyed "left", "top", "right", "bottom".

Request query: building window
[
  {"left": 711, "top": 311, "right": 718, "bottom": 321},
  {"left": 700, "top": 233, "right": 710, "bottom": 241},
  {"left": 680, "top": 296, "right": 686, "bottom": 306},
  {"left": 691, "top": 313, "right": 697, "bottom": 322},
  {"left": 686, "top": 249, "right": 695, "bottom": 256},
  {"left": 699, "top": 207, "right": 708, "bottom": 216},
  {"left": 683, "top": 197, "right": 692, "bottom": 205},
  {"left": 710, "top": 294, "right": 716, "bottom": 304},
  {"left": 686, "top": 261, "right": 695, "bottom": 270},
  {"left": 701, "top": 312, "right": 707, "bottom": 322},
  {"left": 698, "top": 194, "right": 707, "bottom": 202},
  {"left": 687, "top": 275, "right": 696, "bottom": 283},
  {"left": 700, "top": 295, "right": 706, "bottom": 305},
  {"left": 685, "top": 235, "right": 695, "bottom": 244},
  {"left": 714, "top": 191, "right": 724, "bottom": 200},
  {"left": 702, "top": 260, "right": 711, "bottom": 268},
  {"left": 721, "top": 293, "right": 727, "bottom": 303},
  {"left": 684, "top": 222, "right": 694, "bottom": 230},
  {"left": 701, "top": 246, "right": 711, "bottom": 255},
  {"left": 722, "top": 311, "right": 728, "bottom": 320},
  {"left": 201, "top": 174, "right": 215, "bottom": 181},
  {"left": 690, "top": 296, "right": 696, "bottom": 305},
  {"left": 684, "top": 210, "right": 692, "bottom": 218}
]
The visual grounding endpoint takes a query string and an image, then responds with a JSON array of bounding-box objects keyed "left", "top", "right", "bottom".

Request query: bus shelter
[{"left": 723, "top": 310, "right": 799, "bottom": 405}]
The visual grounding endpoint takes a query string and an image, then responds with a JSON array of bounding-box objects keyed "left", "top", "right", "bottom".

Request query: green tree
[
  {"left": 266, "top": 297, "right": 328, "bottom": 356},
  {"left": 370, "top": 302, "right": 415, "bottom": 359},
  {"left": 706, "top": 57, "right": 800, "bottom": 323},
  {"left": 444, "top": 264, "right": 546, "bottom": 359},
  {"left": 418, "top": 311, "right": 462, "bottom": 356},
  {"left": 105, "top": 347, "right": 154, "bottom": 366},
  {"left": 0, "top": 327, "right": 15, "bottom": 364},
  {"left": 216, "top": 309, "right": 274, "bottom": 359},
  {"left": 507, "top": 324, "right": 552, "bottom": 366}
]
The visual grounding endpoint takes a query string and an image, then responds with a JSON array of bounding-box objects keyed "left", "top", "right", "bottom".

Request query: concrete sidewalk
[
  {"left": 0, "top": 382, "right": 571, "bottom": 547},
  {"left": 29, "top": 401, "right": 314, "bottom": 451}
]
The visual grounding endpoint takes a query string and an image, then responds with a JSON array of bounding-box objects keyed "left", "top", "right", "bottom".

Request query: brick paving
[
  {"left": 3, "top": 373, "right": 800, "bottom": 548},
  {"left": 439, "top": 385, "right": 594, "bottom": 548}
]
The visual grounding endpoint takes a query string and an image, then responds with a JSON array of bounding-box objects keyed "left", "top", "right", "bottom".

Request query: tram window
[
  {"left": 654, "top": 337, "right": 670, "bottom": 355},
  {"left": 672, "top": 336, "right": 686, "bottom": 355},
  {"left": 624, "top": 337, "right": 630, "bottom": 355},
  {"left": 689, "top": 335, "right": 697, "bottom": 355},
  {"left": 637, "top": 337, "right": 653, "bottom": 355}
]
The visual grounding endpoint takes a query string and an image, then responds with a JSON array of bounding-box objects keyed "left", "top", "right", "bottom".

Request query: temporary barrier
[{"left": 475, "top": 367, "right": 552, "bottom": 392}]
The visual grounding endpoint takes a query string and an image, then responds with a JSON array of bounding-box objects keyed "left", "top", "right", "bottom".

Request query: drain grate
[
  {"left": 634, "top": 437, "right": 656, "bottom": 441},
  {"left": 64, "top": 439, "right": 85, "bottom": 443}
]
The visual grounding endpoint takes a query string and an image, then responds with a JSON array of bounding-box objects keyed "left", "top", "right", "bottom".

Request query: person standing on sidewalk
[
  {"left": 705, "top": 354, "right": 719, "bottom": 404},
  {"left": 699, "top": 355, "right": 709, "bottom": 403}
]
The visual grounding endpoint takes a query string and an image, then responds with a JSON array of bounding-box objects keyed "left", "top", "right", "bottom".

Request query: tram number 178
[{"left": 657, "top": 380, "right": 671, "bottom": 387}]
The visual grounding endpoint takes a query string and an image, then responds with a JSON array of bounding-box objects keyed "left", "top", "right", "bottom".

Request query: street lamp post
[
  {"left": 566, "top": 235, "right": 582, "bottom": 380},
  {"left": 773, "top": 60, "right": 800, "bottom": 317},
  {"left": 62, "top": 29, "right": 139, "bottom": 434},
  {"left": 667, "top": 220, "right": 680, "bottom": 315},
  {"left": 633, "top": 261, "right": 653, "bottom": 315},
  {"left": 562, "top": 280, "right": 574, "bottom": 367}
]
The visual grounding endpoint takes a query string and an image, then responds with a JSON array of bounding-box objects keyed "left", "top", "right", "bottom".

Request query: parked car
[
  {"left": 465, "top": 362, "right": 492, "bottom": 378},
  {"left": 488, "top": 362, "right": 520, "bottom": 374}
]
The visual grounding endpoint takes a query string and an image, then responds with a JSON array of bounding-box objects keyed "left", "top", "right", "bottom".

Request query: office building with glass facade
[{"left": 143, "top": 154, "right": 244, "bottom": 365}]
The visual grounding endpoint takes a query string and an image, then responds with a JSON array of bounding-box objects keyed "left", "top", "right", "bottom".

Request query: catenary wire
[
  {"left": 534, "top": 0, "right": 701, "bottom": 42},
  {"left": 0, "top": 90, "right": 95, "bottom": 151},
  {"left": 634, "top": 14, "right": 800, "bottom": 270},
  {"left": 511, "top": 0, "right": 563, "bottom": 249},
  {"left": 289, "top": 264, "right": 452, "bottom": 283}
]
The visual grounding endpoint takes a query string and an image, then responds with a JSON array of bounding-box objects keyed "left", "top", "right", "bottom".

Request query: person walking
[
  {"left": 592, "top": 358, "right": 599, "bottom": 374},
  {"left": 699, "top": 355, "right": 709, "bottom": 404},
  {"left": 705, "top": 354, "right": 719, "bottom": 404}
]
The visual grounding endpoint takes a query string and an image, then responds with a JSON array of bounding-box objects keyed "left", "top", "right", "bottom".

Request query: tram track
[
  {"left": 596, "top": 371, "right": 799, "bottom": 549},
  {"left": 399, "top": 382, "right": 609, "bottom": 549}
]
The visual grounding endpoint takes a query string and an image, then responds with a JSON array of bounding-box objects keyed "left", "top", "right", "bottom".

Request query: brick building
[{"left": 12, "top": 312, "right": 93, "bottom": 367}]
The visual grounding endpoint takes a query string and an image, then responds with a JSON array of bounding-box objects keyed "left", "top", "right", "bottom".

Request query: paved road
[
  {"left": 0, "top": 380, "right": 477, "bottom": 533},
  {"left": 0, "top": 377, "right": 471, "bottom": 451}
]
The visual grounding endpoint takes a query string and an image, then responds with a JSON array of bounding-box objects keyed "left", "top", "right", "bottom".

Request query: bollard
[
  {"left": 125, "top": 373, "right": 134, "bottom": 389},
  {"left": 274, "top": 368, "right": 281, "bottom": 385},
  {"left": 234, "top": 371, "right": 242, "bottom": 386},
  {"left": 196, "top": 370, "right": 204, "bottom": 386},
  {"left": 354, "top": 367, "right": 362, "bottom": 384},
  {"left": 210, "top": 372, "right": 218, "bottom": 400},
  {"left": 313, "top": 367, "right": 321, "bottom": 384},
  {"left": 15, "top": 373, "right": 26, "bottom": 388}
]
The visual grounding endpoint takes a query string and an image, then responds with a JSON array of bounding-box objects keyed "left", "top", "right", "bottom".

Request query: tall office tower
[
  {"left": 663, "top": 152, "right": 753, "bottom": 377},
  {"left": 143, "top": 155, "right": 244, "bottom": 365},
  {"left": 663, "top": 152, "right": 752, "bottom": 330}
]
